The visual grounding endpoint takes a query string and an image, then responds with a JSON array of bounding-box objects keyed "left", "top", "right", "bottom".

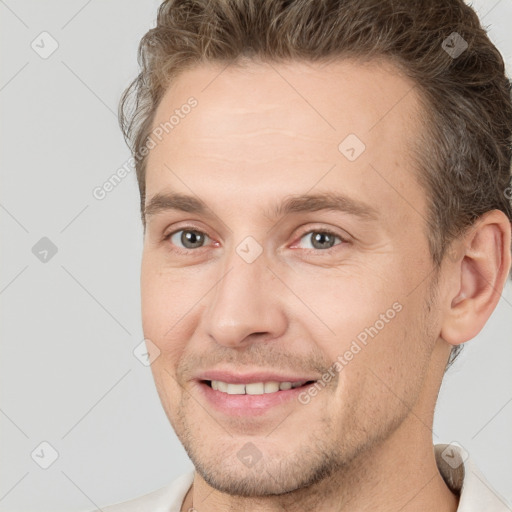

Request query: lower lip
[{"left": 196, "top": 381, "right": 317, "bottom": 416}]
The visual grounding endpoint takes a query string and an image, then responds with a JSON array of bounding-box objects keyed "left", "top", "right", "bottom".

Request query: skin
[{"left": 140, "top": 59, "right": 511, "bottom": 511}]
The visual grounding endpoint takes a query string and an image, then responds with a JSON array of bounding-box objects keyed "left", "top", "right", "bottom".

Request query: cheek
[
  {"left": 326, "top": 307, "right": 432, "bottom": 445},
  {"left": 140, "top": 254, "right": 203, "bottom": 338},
  {"left": 303, "top": 266, "right": 432, "bottom": 403},
  {"left": 290, "top": 265, "right": 402, "bottom": 350}
]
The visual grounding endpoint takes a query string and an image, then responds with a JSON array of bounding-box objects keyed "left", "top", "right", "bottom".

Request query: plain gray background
[{"left": 1, "top": 1, "right": 511, "bottom": 510}]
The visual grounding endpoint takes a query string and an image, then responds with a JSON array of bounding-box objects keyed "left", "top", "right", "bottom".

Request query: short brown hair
[{"left": 119, "top": 0, "right": 512, "bottom": 366}]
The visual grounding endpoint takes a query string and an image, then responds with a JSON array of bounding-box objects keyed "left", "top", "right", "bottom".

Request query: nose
[{"left": 202, "top": 249, "right": 288, "bottom": 348}]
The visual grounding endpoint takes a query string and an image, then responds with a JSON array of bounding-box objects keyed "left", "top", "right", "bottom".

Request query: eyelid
[{"left": 162, "top": 223, "right": 212, "bottom": 241}]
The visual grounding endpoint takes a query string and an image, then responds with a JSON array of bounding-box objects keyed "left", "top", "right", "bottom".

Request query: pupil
[
  {"left": 312, "top": 232, "right": 334, "bottom": 249},
  {"left": 182, "top": 230, "right": 204, "bottom": 248}
]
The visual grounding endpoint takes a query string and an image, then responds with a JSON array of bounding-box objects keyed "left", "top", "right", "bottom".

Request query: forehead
[{"left": 145, "top": 58, "right": 426, "bottom": 226}]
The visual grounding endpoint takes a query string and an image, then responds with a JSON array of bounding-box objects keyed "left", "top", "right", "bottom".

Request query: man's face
[{"left": 141, "top": 59, "right": 444, "bottom": 495}]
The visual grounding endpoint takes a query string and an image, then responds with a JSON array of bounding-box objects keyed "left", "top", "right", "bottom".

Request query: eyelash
[{"left": 162, "top": 225, "right": 348, "bottom": 254}]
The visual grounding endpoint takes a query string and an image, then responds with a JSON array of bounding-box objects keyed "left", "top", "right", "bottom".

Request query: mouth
[{"left": 196, "top": 378, "right": 319, "bottom": 416}]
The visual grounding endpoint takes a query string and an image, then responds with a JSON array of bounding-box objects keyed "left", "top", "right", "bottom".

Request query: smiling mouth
[{"left": 203, "top": 380, "right": 316, "bottom": 395}]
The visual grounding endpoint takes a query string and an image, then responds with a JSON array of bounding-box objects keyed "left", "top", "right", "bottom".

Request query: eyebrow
[{"left": 144, "top": 191, "right": 379, "bottom": 222}]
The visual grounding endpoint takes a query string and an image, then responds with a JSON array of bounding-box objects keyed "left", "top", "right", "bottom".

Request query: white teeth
[
  {"left": 226, "top": 383, "right": 245, "bottom": 395},
  {"left": 245, "top": 382, "right": 265, "bottom": 395},
  {"left": 209, "top": 380, "right": 308, "bottom": 395},
  {"left": 264, "top": 381, "right": 280, "bottom": 393}
]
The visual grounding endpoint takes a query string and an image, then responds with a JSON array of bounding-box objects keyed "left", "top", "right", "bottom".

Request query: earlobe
[{"left": 440, "top": 210, "right": 511, "bottom": 346}]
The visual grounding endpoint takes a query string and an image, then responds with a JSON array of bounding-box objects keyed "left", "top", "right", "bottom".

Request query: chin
[{"left": 183, "top": 436, "right": 343, "bottom": 497}]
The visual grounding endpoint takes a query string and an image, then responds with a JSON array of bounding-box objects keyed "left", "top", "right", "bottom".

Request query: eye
[
  {"left": 167, "top": 228, "right": 211, "bottom": 250},
  {"left": 294, "top": 229, "right": 345, "bottom": 251},
  {"left": 163, "top": 227, "right": 346, "bottom": 253}
]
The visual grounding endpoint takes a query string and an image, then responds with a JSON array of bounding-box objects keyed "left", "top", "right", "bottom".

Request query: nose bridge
[{"left": 204, "top": 241, "right": 286, "bottom": 346}]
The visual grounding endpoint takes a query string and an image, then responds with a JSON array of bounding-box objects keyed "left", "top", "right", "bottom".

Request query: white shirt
[{"left": 93, "top": 444, "right": 511, "bottom": 511}]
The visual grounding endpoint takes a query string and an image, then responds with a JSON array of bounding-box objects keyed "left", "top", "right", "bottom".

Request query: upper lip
[{"left": 195, "top": 370, "right": 319, "bottom": 384}]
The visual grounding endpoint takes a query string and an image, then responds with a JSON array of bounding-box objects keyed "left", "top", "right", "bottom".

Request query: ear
[{"left": 440, "top": 210, "right": 512, "bottom": 346}]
